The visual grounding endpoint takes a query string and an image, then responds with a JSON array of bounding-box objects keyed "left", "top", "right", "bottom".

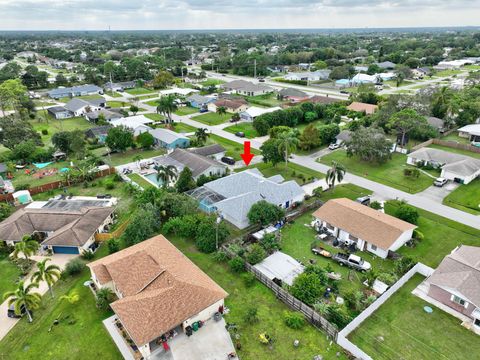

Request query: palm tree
[
  {"left": 12, "top": 235, "right": 39, "bottom": 261},
  {"left": 3, "top": 281, "right": 41, "bottom": 323},
  {"left": 32, "top": 259, "right": 61, "bottom": 298},
  {"left": 231, "top": 113, "right": 240, "bottom": 123},
  {"left": 155, "top": 165, "right": 178, "bottom": 187},
  {"left": 195, "top": 128, "right": 209, "bottom": 145},
  {"left": 277, "top": 131, "right": 299, "bottom": 169},
  {"left": 326, "top": 161, "right": 346, "bottom": 190},
  {"left": 133, "top": 155, "right": 143, "bottom": 170},
  {"left": 216, "top": 106, "right": 227, "bottom": 117},
  {"left": 156, "top": 95, "right": 178, "bottom": 124}
]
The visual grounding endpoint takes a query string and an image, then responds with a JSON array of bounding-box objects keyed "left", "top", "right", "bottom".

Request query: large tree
[
  {"left": 152, "top": 71, "right": 175, "bottom": 89},
  {"left": 345, "top": 126, "right": 393, "bottom": 163},
  {"left": 277, "top": 130, "right": 299, "bottom": 168},
  {"left": 247, "top": 200, "right": 285, "bottom": 226},
  {"left": 326, "top": 161, "right": 346, "bottom": 190},
  {"left": 176, "top": 167, "right": 196, "bottom": 193},
  {"left": 155, "top": 164, "right": 178, "bottom": 187},
  {"left": 105, "top": 126, "right": 134, "bottom": 152},
  {"left": 156, "top": 95, "right": 178, "bottom": 124},
  {"left": 0, "top": 117, "right": 41, "bottom": 149},
  {"left": 388, "top": 108, "right": 428, "bottom": 146},
  {"left": 260, "top": 138, "right": 283, "bottom": 167},
  {"left": 12, "top": 235, "right": 39, "bottom": 261}
]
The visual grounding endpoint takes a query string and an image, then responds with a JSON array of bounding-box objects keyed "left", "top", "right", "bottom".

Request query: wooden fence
[
  {"left": 411, "top": 138, "right": 480, "bottom": 154},
  {"left": 95, "top": 219, "right": 130, "bottom": 242},
  {"left": 0, "top": 167, "right": 116, "bottom": 203}
]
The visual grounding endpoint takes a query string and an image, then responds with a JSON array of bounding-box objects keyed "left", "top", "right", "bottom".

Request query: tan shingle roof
[
  {"left": 312, "top": 198, "right": 416, "bottom": 250},
  {"left": 347, "top": 102, "right": 378, "bottom": 114},
  {"left": 87, "top": 235, "right": 228, "bottom": 346}
]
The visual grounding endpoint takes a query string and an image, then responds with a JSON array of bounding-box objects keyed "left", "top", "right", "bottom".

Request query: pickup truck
[{"left": 332, "top": 253, "right": 371, "bottom": 272}]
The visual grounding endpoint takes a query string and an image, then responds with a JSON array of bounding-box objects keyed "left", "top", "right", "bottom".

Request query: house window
[
  {"left": 452, "top": 295, "right": 466, "bottom": 306},
  {"left": 475, "top": 318, "right": 480, "bottom": 327},
  {"left": 349, "top": 234, "right": 358, "bottom": 241},
  {"left": 326, "top": 223, "right": 334, "bottom": 231},
  {"left": 370, "top": 244, "right": 377, "bottom": 251}
]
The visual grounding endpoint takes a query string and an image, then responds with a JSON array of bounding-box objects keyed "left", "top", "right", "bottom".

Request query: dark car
[
  {"left": 221, "top": 156, "right": 236, "bottom": 165},
  {"left": 235, "top": 132, "right": 245, "bottom": 138},
  {"left": 8, "top": 304, "right": 27, "bottom": 319}
]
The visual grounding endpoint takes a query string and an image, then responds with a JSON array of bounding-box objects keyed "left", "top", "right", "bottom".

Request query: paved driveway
[{"left": 418, "top": 182, "right": 460, "bottom": 203}]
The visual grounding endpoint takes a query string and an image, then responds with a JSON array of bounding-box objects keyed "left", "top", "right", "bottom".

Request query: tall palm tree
[
  {"left": 12, "top": 235, "right": 39, "bottom": 261},
  {"left": 155, "top": 164, "right": 178, "bottom": 187},
  {"left": 195, "top": 128, "right": 209, "bottom": 145},
  {"left": 3, "top": 281, "right": 41, "bottom": 323},
  {"left": 326, "top": 161, "right": 346, "bottom": 190},
  {"left": 133, "top": 155, "right": 143, "bottom": 169},
  {"left": 216, "top": 106, "right": 227, "bottom": 117},
  {"left": 277, "top": 131, "right": 299, "bottom": 169},
  {"left": 32, "top": 259, "right": 61, "bottom": 298},
  {"left": 156, "top": 95, "right": 178, "bottom": 124}
]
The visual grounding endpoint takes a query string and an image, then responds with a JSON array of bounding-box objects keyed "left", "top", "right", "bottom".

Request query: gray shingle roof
[
  {"left": 161, "top": 148, "right": 226, "bottom": 177},
  {"left": 149, "top": 128, "right": 189, "bottom": 145},
  {"left": 426, "top": 116, "right": 445, "bottom": 129},
  {"left": 65, "top": 97, "right": 105, "bottom": 112},
  {"left": 190, "top": 144, "right": 226, "bottom": 157},
  {"left": 336, "top": 130, "right": 352, "bottom": 142},
  {"left": 48, "top": 106, "right": 70, "bottom": 114},
  {"left": 186, "top": 94, "right": 212, "bottom": 104},
  {"left": 278, "top": 88, "right": 308, "bottom": 97}
]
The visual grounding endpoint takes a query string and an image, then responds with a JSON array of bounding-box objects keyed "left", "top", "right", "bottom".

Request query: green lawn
[
  {"left": 168, "top": 235, "right": 347, "bottom": 360},
  {"left": 440, "top": 133, "right": 470, "bottom": 145},
  {"left": 167, "top": 122, "right": 197, "bottom": 133},
  {"left": 107, "top": 101, "right": 127, "bottom": 108},
  {"left": 144, "top": 113, "right": 165, "bottom": 122},
  {"left": 349, "top": 274, "right": 480, "bottom": 360},
  {"left": 174, "top": 106, "right": 199, "bottom": 116},
  {"left": 428, "top": 144, "right": 480, "bottom": 159},
  {"left": 106, "top": 91, "right": 123, "bottom": 98},
  {"left": 223, "top": 123, "right": 259, "bottom": 138},
  {"left": 192, "top": 112, "right": 232, "bottom": 125},
  {"left": 316, "top": 183, "right": 372, "bottom": 202},
  {"left": 10, "top": 161, "right": 70, "bottom": 188},
  {"left": 0, "top": 247, "right": 122, "bottom": 360},
  {"left": 34, "top": 101, "right": 56, "bottom": 107},
  {"left": 443, "top": 179, "right": 480, "bottom": 215},
  {"left": 202, "top": 134, "right": 260, "bottom": 161},
  {"left": 127, "top": 173, "right": 156, "bottom": 189},
  {"left": 200, "top": 79, "right": 225, "bottom": 86},
  {"left": 238, "top": 161, "right": 324, "bottom": 184},
  {"left": 434, "top": 69, "right": 462, "bottom": 77},
  {"left": 32, "top": 115, "right": 93, "bottom": 146},
  {"left": 385, "top": 201, "right": 480, "bottom": 267},
  {"left": 0, "top": 254, "right": 22, "bottom": 297},
  {"left": 145, "top": 99, "right": 160, "bottom": 107},
  {"left": 245, "top": 93, "right": 283, "bottom": 107},
  {"left": 125, "top": 87, "right": 156, "bottom": 95},
  {"left": 101, "top": 148, "right": 166, "bottom": 167},
  {"left": 320, "top": 151, "right": 433, "bottom": 194},
  {"left": 58, "top": 94, "right": 104, "bottom": 103}
]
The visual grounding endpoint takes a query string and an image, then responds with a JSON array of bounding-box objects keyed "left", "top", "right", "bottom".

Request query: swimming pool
[{"left": 143, "top": 173, "right": 164, "bottom": 187}]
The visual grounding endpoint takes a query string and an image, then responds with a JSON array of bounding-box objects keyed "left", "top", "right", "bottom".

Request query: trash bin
[
  {"left": 192, "top": 322, "right": 199, "bottom": 332},
  {"left": 214, "top": 312, "right": 222, "bottom": 322}
]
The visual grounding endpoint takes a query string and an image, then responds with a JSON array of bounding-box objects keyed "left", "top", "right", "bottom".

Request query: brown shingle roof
[
  {"left": 87, "top": 235, "right": 228, "bottom": 346},
  {"left": 347, "top": 102, "right": 378, "bottom": 115},
  {"left": 213, "top": 99, "right": 246, "bottom": 110},
  {"left": 312, "top": 198, "right": 416, "bottom": 250},
  {"left": 305, "top": 95, "right": 340, "bottom": 104}
]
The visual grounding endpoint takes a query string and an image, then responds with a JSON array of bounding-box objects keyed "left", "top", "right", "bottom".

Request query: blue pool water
[{"left": 143, "top": 173, "right": 164, "bottom": 187}]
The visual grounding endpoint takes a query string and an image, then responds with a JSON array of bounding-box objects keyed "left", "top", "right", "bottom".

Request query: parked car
[
  {"left": 355, "top": 195, "right": 371, "bottom": 206},
  {"left": 258, "top": 77, "right": 265, "bottom": 82},
  {"left": 328, "top": 143, "right": 340, "bottom": 150},
  {"left": 235, "top": 132, "right": 245, "bottom": 138},
  {"left": 433, "top": 177, "right": 448, "bottom": 187},
  {"left": 7, "top": 304, "right": 27, "bottom": 319},
  {"left": 333, "top": 253, "right": 371, "bottom": 271},
  {"left": 221, "top": 156, "right": 236, "bottom": 165}
]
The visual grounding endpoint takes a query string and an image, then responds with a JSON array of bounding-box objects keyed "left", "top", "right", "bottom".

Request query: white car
[
  {"left": 433, "top": 177, "right": 448, "bottom": 187},
  {"left": 328, "top": 143, "right": 340, "bottom": 150}
]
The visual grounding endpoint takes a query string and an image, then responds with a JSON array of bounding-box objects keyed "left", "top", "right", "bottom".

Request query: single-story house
[
  {"left": 240, "top": 106, "right": 282, "bottom": 122},
  {"left": 87, "top": 235, "right": 228, "bottom": 359},
  {"left": 110, "top": 115, "right": 154, "bottom": 136},
  {"left": 189, "top": 169, "right": 305, "bottom": 229},
  {"left": 284, "top": 70, "right": 331, "bottom": 82},
  {"left": 351, "top": 73, "right": 378, "bottom": 85},
  {"left": 190, "top": 144, "right": 226, "bottom": 161},
  {"left": 104, "top": 81, "right": 136, "bottom": 92},
  {"left": 426, "top": 116, "right": 446, "bottom": 133},
  {"left": 412, "top": 68, "right": 432, "bottom": 79},
  {"left": 47, "top": 84, "right": 103, "bottom": 99},
  {"left": 312, "top": 198, "right": 417, "bottom": 259},
  {"left": 207, "top": 99, "right": 248, "bottom": 113},
  {"left": 425, "top": 245, "right": 480, "bottom": 334},
  {"left": 222, "top": 80, "right": 273, "bottom": 96},
  {"left": 154, "top": 148, "right": 227, "bottom": 180},
  {"left": 148, "top": 128, "right": 190, "bottom": 149},
  {"left": 347, "top": 102, "right": 378, "bottom": 115},
  {"left": 47, "top": 106, "right": 73, "bottom": 120},
  {"left": 85, "top": 109, "right": 121, "bottom": 123},
  {"left": 159, "top": 87, "right": 199, "bottom": 97},
  {"left": 85, "top": 125, "right": 112, "bottom": 144},
  {"left": 278, "top": 88, "right": 309, "bottom": 103},
  {"left": 335, "top": 130, "right": 352, "bottom": 145},
  {"left": 458, "top": 124, "right": 480, "bottom": 142},
  {"left": 0, "top": 197, "right": 116, "bottom": 254},
  {"left": 186, "top": 94, "right": 215, "bottom": 109},
  {"left": 253, "top": 251, "right": 304, "bottom": 286},
  {"left": 407, "top": 147, "right": 480, "bottom": 184},
  {"left": 375, "top": 61, "right": 396, "bottom": 70},
  {"left": 64, "top": 98, "right": 106, "bottom": 117},
  {"left": 305, "top": 95, "right": 341, "bottom": 105}
]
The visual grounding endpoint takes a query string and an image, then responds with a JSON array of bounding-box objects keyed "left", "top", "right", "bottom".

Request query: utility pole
[{"left": 254, "top": 59, "right": 257, "bottom": 79}]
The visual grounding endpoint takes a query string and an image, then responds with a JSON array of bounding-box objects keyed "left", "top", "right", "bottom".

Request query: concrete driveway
[
  {"left": 0, "top": 254, "right": 76, "bottom": 341},
  {"left": 418, "top": 182, "right": 460, "bottom": 203}
]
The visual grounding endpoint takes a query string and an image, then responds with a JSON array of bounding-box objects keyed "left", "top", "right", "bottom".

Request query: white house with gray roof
[
  {"left": 64, "top": 97, "right": 105, "bottom": 116},
  {"left": 189, "top": 169, "right": 305, "bottom": 229}
]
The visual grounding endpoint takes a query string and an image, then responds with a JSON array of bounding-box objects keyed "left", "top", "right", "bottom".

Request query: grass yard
[
  {"left": 0, "top": 254, "right": 22, "bottom": 297},
  {"left": 440, "top": 133, "right": 470, "bottom": 144},
  {"left": 201, "top": 134, "right": 259, "bottom": 161},
  {"left": 145, "top": 99, "right": 160, "bottom": 107},
  {"left": 384, "top": 80, "right": 415, "bottom": 87},
  {"left": 100, "top": 148, "right": 166, "bottom": 167},
  {"left": 192, "top": 112, "right": 232, "bottom": 125},
  {"left": 200, "top": 79, "right": 225, "bottom": 86},
  {"left": 168, "top": 235, "right": 347, "bottom": 360},
  {"left": 125, "top": 87, "right": 156, "bottom": 95},
  {"left": 385, "top": 201, "right": 480, "bottom": 267},
  {"left": 168, "top": 122, "right": 197, "bottom": 133},
  {"left": 34, "top": 101, "right": 56, "bottom": 107},
  {"left": 144, "top": 113, "right": 165, "bottom": 122},
  {"left": 127, "top": 173, "right": 156, "bottom": 189},
  {"left": 58, "top": 94, "right": 104, "bottom": 103},
  {"left": 434, "top": 69, "right": 462, "bottom": 77},
  {"left": 238, "top": 161, "right": 324, "bottom": 183},
  {"left": 349, "top": 274, "right": 480, "bottom": 360},
  {"left": 0, "top": 247, "right": 122, "bottom": 360},
  {"left": 245, "top": 93, "right": 284, "bottom": 107},
  {"left": 316, "top": 183, "right": 372, "bottom": 202},
  {"left": 443, "top": 179, "right": 480, "bottom": 215},
  {"left": 10, "top": 161, "right": 70, "bottom": 188},
  {"left": 107, "top": 101, "right": 127, "bottom": 108},
  {"left": 223, "top": 122, "right": 259, "bottom": 138},
  {"left": 137, "top": 94, "right": 159, "bottom": 100},
  {"left": 32, "top": 115, "right": 93, "bottom": 146},
  {"left": 106, "top": 91, "right": 123, "bottom": 98},
  {"left": 174, "top": 106, "right": 198, "bottom": 116},
  {"left": 428, "top": 143, "right": 480, "bottom": 159},
  {"left": 320, "top": 150, "right": 433, "bottom": 194}
]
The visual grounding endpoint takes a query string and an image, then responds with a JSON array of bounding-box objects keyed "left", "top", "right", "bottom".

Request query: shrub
[
  {"left": 246, "top": 243, "right": 266, "bottom": 265},
  {"left": 212, "top": 250, "right": 228, "bottom": 263},
  {"left": 326, "top": 304, "right": 352, "bottom": 328},
  {"left": 247, "top": 200, "right": 285, "bottom": 226},
  {"left": 64, "top": 258, "right": 85, "bottom": 276},
  {"left": 242, "top": 272, "right": 256, "bottom": 287},
  {"left": 15, "top": 183, "right": 30, "bottom": 190},
  {"left": 104, "top": 179, "right": 115, "bottom": 190},
  {"left": 377, "top": 272, "right": 398, "bottom": 285},
  {"left": 370, "top": 201, "right": 382, "bottom": 210},
  {"left": 260, "top": 233, "right": 280, "bottom": 253},
  {"left": 413, "top": 229, "right": 424, "bottom": 241},
  {"left": 284, "top": 311, "right": 305, "bottom": 329},
  {"left": 243, "top": 307, "right": 259, "bottom": 323},
  {"left": 41, "top": 129, "right": 48, "bottom": 135},
  {"left": 290, "top": 272, "right": 323, "bottom": 305},
  {"left": 81, "top": 250, "right": 95, "bottom": 260},
  {"left": 228, "top": 256, "right": 245, "bottom": 273},
  {"left": 12, "top": 258, "right": 34, "bottom": 275},
  {"left": 394, "top": 203, "right": 419, "bottom": 224},
  {"left": 96, "top": 288, "right": 114, "bottom": 311},
  {"left": 107, "top": 238, "right": 120, "bottom": 254},
  {"left": 113, "top": 173, "right": 123, "bottom": 182}
]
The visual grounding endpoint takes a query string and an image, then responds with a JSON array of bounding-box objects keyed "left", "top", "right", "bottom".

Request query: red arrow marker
[{"left": 241, "top": 141, "right": 254, "bottom": 166}]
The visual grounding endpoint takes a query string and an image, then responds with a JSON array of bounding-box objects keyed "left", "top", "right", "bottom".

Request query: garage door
[{"left": 52, "top": 246, "right": 80, "bottom": 254}]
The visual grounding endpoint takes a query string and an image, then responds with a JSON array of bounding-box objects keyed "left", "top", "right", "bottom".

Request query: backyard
[
  {"left": 319, "top": 150, "right": 434, "bottom": 193},
  {"left": 428, "top": 143, "right": 480, "bottom": 159},
  {"left": 32, "top": 115, "right": 94, "bottom": 146},
  {"left": 224, "top": 122, "right": 259, "bottom": 138},
  {"left": 443, "top": 179, "right": 480, "bottom": 215},
  {"left": 192, "top": 112, "right": 232, "bottom": 125},
  {"left": 202, "top": 134, "right": 260, "bottom": 161},
  {"left": 239, "top": 161, "right": 324, "bottom": 184},
  {"left": 127, "top": 173, "right": 156, "bottom": 189},
  {"left": 95, "top": 148, "right": 166, "bottom": 167},
  {"left": 348, "top": 274, "right": 480, "bottom": 360},
  {"left": 10, "top": 160, "right": 70, "bottom": 188},
  {"left": 245, "top": 93, "right": 283, "bottom": 107}
]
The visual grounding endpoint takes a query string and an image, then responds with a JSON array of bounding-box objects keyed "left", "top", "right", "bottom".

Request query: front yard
[
  {"left": 443, "top": 179, "right": 480, "bottom": 215},
  {"left": 174, "top": 106, "right": 198, "bottom": 116},
  {"left": 0, "top": 254, "right": 21, "bottom": 297},
  {"left": 125, "top": 87, "right": 156, "bottom": 95},
  {"left": 348, "top": 274, "right": 480, "bottom": 360},
  {"left": 192, "top": 112, "right": 232, "bottom": 125},
  {"left": 223, "top": 122, "right": 259, "bottom": 138},
  {"left": 202, "top": 134, "right": 260, "bottom": 161},
  {"left": 320, "top": 151, "right": 433, "bottom": 194},
  {"left": 239, "top": 161, "right": 324, "bottom": 184}
]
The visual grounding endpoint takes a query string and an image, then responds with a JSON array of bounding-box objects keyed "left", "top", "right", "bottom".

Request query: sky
[{"left": 0, "top": 0, "right": 479, "bottom": 30}]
